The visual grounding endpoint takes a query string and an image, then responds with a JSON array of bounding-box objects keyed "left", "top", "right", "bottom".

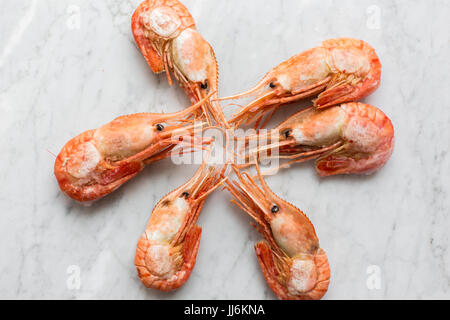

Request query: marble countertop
[{"left": 1, "top": 0, "right": 449, "bottom": 299}]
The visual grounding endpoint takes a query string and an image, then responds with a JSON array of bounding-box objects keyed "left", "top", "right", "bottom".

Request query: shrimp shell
[{"left": 132, "top": 0, "right": 229, "bottom": 127}]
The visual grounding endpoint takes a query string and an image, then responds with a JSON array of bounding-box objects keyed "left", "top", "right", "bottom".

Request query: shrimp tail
[
  {"left": 215, "top": 75, "right": 271, "bottom": 101},
  {"left": 316, "top": 130, "right": 394, "bottom": 177},
  {"left": 310, "top": 249, "right": 331, "bottom": 300},
  {"left": 315, "top": 38, "right": 382, "bottom": 108},
  {"left": 100, "top": 162, "right": 144, "bottom": 185},
  {"left": 57, "top": 170, "right": 141, "bottom": 203},
  {"left": 316, "top": 155, "right": 355, "bottom": 176},
  {"left": 144, "top": 44, "right": 166, "bottom": 74}
]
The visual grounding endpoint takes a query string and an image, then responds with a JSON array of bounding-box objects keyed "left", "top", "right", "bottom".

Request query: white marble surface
[{"left": 1, "top": 0, "right": 449, "bottom": 300}]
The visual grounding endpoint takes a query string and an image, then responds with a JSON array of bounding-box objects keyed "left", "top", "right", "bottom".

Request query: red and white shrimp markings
[
  {"left": 54, "top": 98, "right": 212, "bottom": 203},
  {"left": 135, "top": 163, "right": 227, "bottom": 291},
  {"left": 224, "top": 165, "right": 330, "bottom": 300},
  {"left": 132, "top": 0, "right": 229, "bottom": 127},
  {"left": 245, "top": 102, "right": 394, "bottom": 177},
  {"left": 218, "top": 38, "right": 381, "bottom": 128}
]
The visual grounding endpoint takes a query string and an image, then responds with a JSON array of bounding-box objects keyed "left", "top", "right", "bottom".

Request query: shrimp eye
[
  {"left": 200, "top": 81, "right": 208, "bottom": 90},
  {"left": 269, "top": 82, "right": 276, "bottom": 89},
  {"left": 181, "top": 192, "right": 190, "bottom": 199},
  {"left": 156, "top": 124, "right": 164, "bottom": 131},
  {"left": 282, "top": 129, "right": 292, "bottom": 139},
  {"left": 271, "top": 205, "right": 280, "bottom": 213}
]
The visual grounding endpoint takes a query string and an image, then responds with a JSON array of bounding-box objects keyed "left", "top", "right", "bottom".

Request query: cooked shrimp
[
  {"left": 218, "top": 38, "right": 381, "bottom": 128},
  {"left": 245, "top": 102, "right": 394, "bottom": 177},
  {"left": 132, "top": 0, "right": 229, "bottom": 127},
  {"left": 224, "top": 164, "right": 330, "bottom": 300},
  {"left": 135, "top": 162, "right": 227, "bottom": 291},
  {"left": 54, "top": 97, "right": 213, "bottom": 203}
]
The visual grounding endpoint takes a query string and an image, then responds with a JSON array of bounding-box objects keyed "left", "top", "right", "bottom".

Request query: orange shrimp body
[
  {"left": 135, "top": 163, "right": 225, "bottom": 291},
  {"left": 252, "top": 102, "right": 394, "bottom": 177},
  {"left": 132, "top": 0, "right": 228, "bottom": 126},
  {"left": 54, "top": 101, "right": 210, "bottom": 203},
  {"left": 221, "top": 38, "right": 381, "bottom": 127},
  {"left": 225, "top": 166, "right": 330, "bottom": 300}
]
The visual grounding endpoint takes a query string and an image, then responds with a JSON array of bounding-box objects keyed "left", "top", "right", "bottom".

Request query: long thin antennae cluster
[{"left": 54, "top": 0, "right": 393, "bottom": 300}]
